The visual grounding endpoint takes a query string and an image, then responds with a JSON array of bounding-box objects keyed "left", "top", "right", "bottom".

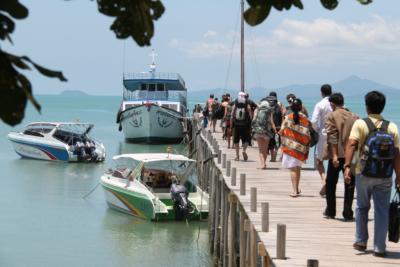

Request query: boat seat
[{"left": 112, "top": 168, "right": 132, "bottom": 179}]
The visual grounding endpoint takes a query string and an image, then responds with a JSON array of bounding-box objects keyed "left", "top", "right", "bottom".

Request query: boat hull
[
  {"left": 119, "top": 104, "right": 184, "bottom": 143},
  {"left": 101, "top": 176, "right": 208, "bottom": 221},
  {"left": 8, "top": 137, "right": 70, "bottom": 161}
]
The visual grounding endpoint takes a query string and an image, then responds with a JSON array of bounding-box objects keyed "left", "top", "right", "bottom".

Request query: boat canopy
[
  {"left": 27, "top": 122, "right": 94, "bottom": 135},
  {"left": 113, "top": 153, "right": 194, "bottom": 163}
]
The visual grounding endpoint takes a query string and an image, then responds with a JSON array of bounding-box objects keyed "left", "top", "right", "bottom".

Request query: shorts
[{"left": 233, "top": 125, "right": 250, "bottom": 145}]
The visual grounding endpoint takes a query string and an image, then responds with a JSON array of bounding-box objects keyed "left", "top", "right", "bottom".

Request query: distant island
[
  {"left": 188, "top": 75, "right": 400, "bottom": 100},
  {"left": 59, "top": 90, "right": 89, "bottom": 97}
]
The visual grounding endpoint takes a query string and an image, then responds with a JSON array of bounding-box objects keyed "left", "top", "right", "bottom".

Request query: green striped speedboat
[{"left": 100, "top": 153, "right": 209, "bottom": 221}]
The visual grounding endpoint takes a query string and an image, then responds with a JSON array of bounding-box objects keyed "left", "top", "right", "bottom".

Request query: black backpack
[
  {"left": 265, "top": 96, "right": 282, "bottom": 127},
  {"left": 360, "top": 118, "right": 395, "bottom": 178}
]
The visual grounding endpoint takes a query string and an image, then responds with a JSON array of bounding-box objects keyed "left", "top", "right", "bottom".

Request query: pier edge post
[
  {"left": 250, "top": 187, "right": 257, "bottom": 212},
  {"left": 276, "top": 224, "right": 286, "bottom": 259},
  {"left": 226, "top": 160, "right": 231, "bottom": 177},
  {"left": 231, "top": 167, "right": 236, "bottom": 186},
  {"left": 240, "top": 173, "right": 246, "bottom": 195},
  {"left": 261, "top": 203, "right": 269, "bottom": 232}
]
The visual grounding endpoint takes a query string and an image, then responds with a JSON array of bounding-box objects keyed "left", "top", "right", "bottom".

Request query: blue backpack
[{"left": 360, "top": 118, "right": 395, "bottom": 178}]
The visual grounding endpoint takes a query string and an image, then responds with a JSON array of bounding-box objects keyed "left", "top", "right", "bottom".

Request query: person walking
[
  {"left": 205, "top": 94, "right": 214, "bottom": 129},
  {"left": 344, "top": 91, "right": 400, "bottom": 257},
  {"left": 285, "top": 93, "right": 309, "bottom": 117},
  {"left": 323, "top": 93, "right": 357, "bottom": 220},
  {"left": 311, "top": 84, "right": 333, "bottom": 196},
  {"left": 222, "top": 94, "right": 232, "bottom": 148},
  {"left": 280, "top": 98, "right": 311, "bottom": 197},
  {"left": 265, "top": 91, "right": 285, "bottom": 162},
  {"left": 231, "top": 92, "right": 252, "bottom": 161},
  {"left": 252, "top": 99, "right": 276, "bottom": 169}
]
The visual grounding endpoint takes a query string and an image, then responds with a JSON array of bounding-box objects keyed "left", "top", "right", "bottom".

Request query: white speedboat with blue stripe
[{"left": 8, "top": 122, "right": 106, "bottom": 162}]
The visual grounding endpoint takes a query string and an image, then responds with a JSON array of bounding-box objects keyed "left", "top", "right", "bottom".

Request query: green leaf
[
  {"left": 320, "top": 0, "right": 339, "bottom": 10},
  {"left": 20, "top": 56, "right": 68, "bottom": 82},
  {"left": 357, "top": 0, "right": 373, "bottom": 4},
  {"left": 292, "top": 0, "right": 304, "bottom": 9},
  {"left": 244, "top": 4, "right": 272, "bottom": 26},
  {"left": 0, "top": 0, "right": 28, "bottom": 19},
  {"left": 97, "top": 0, "right": 165, "bottom": 47},
  {"left": 0, "top": 13, "right": 15, "bottom": 41}
]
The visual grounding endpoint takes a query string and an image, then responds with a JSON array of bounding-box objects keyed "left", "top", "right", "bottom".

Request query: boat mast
[
  {"left": 150, "top": 49, "right": 157, "bottom": 74},
  {"left": 240, "top": 0, "right": 245, "bottom": 92}
]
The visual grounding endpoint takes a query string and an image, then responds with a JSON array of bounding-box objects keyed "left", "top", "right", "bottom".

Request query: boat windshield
[{"left": 57, "top": 123, "right": 94, "bottom": 135}]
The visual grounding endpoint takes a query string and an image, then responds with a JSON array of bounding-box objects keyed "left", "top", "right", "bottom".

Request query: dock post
[
  {"left": 228, "top": 193, "right": 237, "bottom": 267},
  {"left": 250, "top": 227, "right": 257, "bottom": 267},
  {"left": 250, "top": 187, "right": 257, "bottom": 212},
  {"left": 213, "top": 173, "right": 221, "bottom": 259},
  {"left": 307, "top": 259, "right": 319, "bottom": 267},
  {"left": 276, "top": 224, "right": 286, "bottom": 259},
  {"left": 226, "top": 160, "right": 231, "bottom": 177},
  {"left": 261, "top": 203, "right": 269, "bottom": 232},
  {"left": 231, "top": 167, "right": 236, "bottom": 186},
  {"left": 258, "top": 242, "right": 270, "bottom": 267},
  {"left": 240, "top": 174, "right": 246, "bottom": 195},
  {"left": 219, "top": 180, "right": 225, "bottom": 266},
  {"left": 222, "top": 153, "right": 226, "bottom": 168},
  {"left": 218, "top": 149, "right": 222, "bottom": 164},
  {"left": 239, "top": 211, "right": 246, "bottom": 267},
  {"left": 243, "top": 219, "right": 251, "bottom": 267}
]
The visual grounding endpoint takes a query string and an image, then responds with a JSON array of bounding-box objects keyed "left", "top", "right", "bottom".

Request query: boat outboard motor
[{"left": 170, "top": 183, "right": 191, "bottom": 220}]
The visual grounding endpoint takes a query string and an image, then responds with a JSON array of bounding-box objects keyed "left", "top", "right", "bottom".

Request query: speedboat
[
  {"left": 116, "top": 50, "right": 188, "bottom": 143},
  {"left": 8, "top": 122, "right": 106, "bottom": 162},
  {"left": 100, "top": 153, "right": 208, "bottom": 221}
]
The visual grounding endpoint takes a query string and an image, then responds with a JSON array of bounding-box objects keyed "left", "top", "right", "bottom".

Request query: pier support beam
[{"left": 228, "top": 193, "right": 237, "bottom": 267}]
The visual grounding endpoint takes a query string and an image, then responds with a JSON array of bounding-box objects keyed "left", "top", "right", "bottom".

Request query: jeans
[
  {"left": 355, "top": 174, "right": 392, "bottom": 253},
  {"left": 325, "top": 158, "right": 355, "bottom": 219}
]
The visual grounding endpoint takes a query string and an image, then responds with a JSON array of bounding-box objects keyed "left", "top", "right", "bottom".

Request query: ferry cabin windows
[{"left": 139, "top": 83, "right": 165, "bottom": 91}]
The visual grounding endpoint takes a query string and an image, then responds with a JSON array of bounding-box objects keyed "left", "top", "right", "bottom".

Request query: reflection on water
[{"left": 0, "top": 95, "right": 212, "bottom": 267}]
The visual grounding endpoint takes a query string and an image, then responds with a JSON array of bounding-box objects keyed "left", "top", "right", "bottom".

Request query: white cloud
[
  {"left": 170, "top": 16, "right": 400, "bottom": 65},
  {"left": 203, "top": 30, "right": 217, "bottom": 38}
]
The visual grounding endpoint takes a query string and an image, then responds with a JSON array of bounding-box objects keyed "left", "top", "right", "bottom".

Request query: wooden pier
[{"left": 191, "top": 119, "right": 400, "bottom": 267}]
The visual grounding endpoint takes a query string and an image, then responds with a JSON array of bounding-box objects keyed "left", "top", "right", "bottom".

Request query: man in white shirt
[{"left": 311, "top": 84, "right": 333, "bottom": 196}]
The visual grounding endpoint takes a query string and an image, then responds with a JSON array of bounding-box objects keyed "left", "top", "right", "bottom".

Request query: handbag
[
  {"left": 388, "top": 186, "right": 400, "bottom": 243},
  {"left": 308, "top": 122, "right": 319, "bottom": 147}
]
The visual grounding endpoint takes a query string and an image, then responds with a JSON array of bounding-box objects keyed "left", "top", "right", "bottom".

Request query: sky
[{"left": 4, "top": 0, "right": 400, "bottom": 95}]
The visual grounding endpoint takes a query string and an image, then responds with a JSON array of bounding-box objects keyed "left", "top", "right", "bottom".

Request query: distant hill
[
  {"left": 188, "top": 75, "right": 400, "bottom": 101},
  {"left": 59, "top": 90, "right": 89, "bottom": 97}
]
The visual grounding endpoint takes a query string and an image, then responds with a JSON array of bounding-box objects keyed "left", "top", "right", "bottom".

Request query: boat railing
[{"left": 124, "top": 72, "right": 185, "bottom": 87}]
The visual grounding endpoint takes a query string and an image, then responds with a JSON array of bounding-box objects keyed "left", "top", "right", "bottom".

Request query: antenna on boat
[
  {"left": 149, "top": 49, "right": 157, "bottom": 74},
  {"left": 240, "top": 0, "right": 245, "bottom": 92}
]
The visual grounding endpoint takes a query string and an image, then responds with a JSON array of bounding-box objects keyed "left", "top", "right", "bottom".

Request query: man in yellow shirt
[{"left": 344, "top": 91, "right": 400, "bottom": 257}]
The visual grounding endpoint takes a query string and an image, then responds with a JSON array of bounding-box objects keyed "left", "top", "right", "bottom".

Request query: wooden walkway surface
[{"left": 208, "top": 128, "right": 400, "bottom": 267}]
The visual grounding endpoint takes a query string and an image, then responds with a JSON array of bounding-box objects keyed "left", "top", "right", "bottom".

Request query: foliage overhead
[
  {"left": 96, "top": 0, "right": 165, "bottom": 46},
  {"left": 0, "top": 0, "right": 67, "bottom": 126},
  {"left": 244, "top": 0, "right": 373, "bottom": 26}
]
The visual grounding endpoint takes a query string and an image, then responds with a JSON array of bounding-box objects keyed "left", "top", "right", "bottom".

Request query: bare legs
[
  {"left": 256, "top": 136, "right": 270, "bottom": 169},
  {"left": 316, "top": 159, "right": 327, "bottom": 195},
  {"left": 290, "top": 166, "right": 301, "bottom": 197}
]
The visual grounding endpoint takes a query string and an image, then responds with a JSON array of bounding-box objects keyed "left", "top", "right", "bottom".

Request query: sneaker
[
  {"left": 353, "top": 243, "right": 367, "bottom": 251},
  {"left": 319, "top": 185, "right": 326, "bottom": 197}
]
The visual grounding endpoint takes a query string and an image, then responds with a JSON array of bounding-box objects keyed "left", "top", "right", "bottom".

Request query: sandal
[
  {"left": 290, "top": 193, "right": 299, "bottom": 198},
  {"left": 234, "top": 157, "right": 239, "bottom": 161},
  {"left": 242, "top": 151, "right": 248, "bottom": 161}
]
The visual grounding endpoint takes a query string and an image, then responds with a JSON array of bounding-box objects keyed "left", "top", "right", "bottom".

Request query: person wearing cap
[
  {"left": 231, "top": 92, "right": 252, "bottom": 161},
  {"left": 280, "top": 98, "right": 312, "bottom": 197}
]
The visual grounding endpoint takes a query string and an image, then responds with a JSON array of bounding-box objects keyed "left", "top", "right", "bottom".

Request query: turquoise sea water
[
  {"left": 0, "top": 95, "right": 211, "bottom": 267},
  {"left": 1, "top": 94, "right": 399, "bottom": 266}
]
